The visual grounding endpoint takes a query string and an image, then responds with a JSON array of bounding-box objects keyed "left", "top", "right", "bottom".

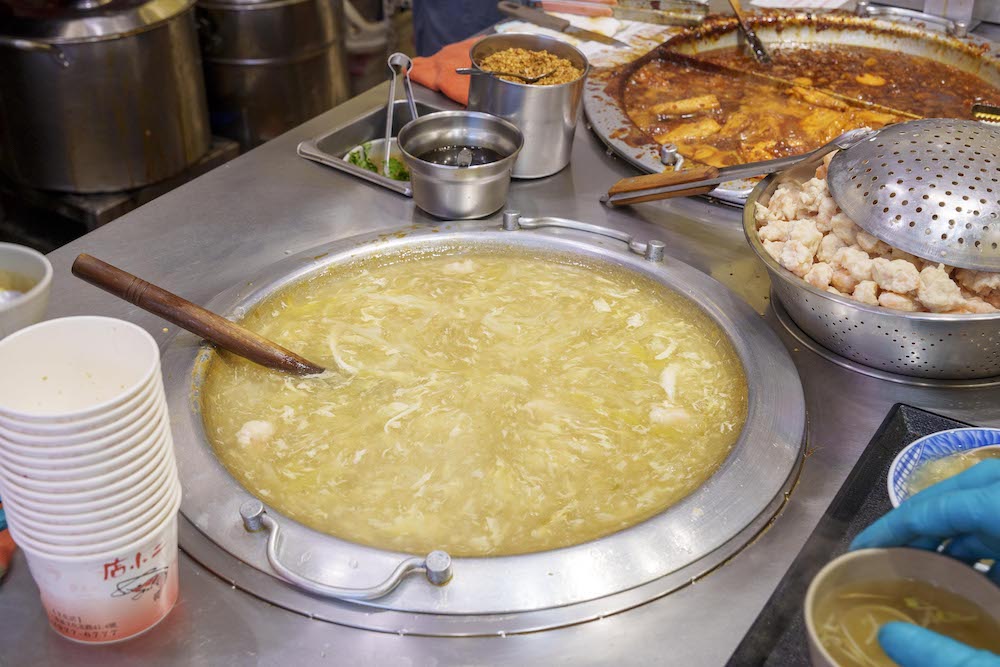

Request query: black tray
[{"left": 726, "top": 404, "right": 971, "bottom": 666}]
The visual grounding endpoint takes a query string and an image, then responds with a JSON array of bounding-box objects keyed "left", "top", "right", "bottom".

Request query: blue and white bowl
[{"left": 888, "top": 427, "right": 1000, "bottom": 507}]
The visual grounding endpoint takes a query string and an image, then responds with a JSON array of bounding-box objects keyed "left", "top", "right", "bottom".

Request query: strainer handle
[
  {"left": 239, "top": 500, "right": 453, "bottom": 600},
  {"left": 855, "top": 1, "right": 967, "bottom": 38}
]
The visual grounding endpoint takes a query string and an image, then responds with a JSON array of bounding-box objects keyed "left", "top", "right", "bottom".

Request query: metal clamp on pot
[
  {"left": 239, "top": 500, "right": 453, "bottom": 601},
  {"left": 501, "top": 211, "right": 666, "bottom": 262},
  {"left": 855, "top": 1, "right": 967, "bottom": 37}
]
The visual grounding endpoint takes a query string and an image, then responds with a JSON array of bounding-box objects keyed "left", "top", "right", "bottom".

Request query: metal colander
[
  {"left": 745, "top": 159, "right": 1000, "bottom": 381},
  {"left": 828, "top": 119, "right": 1000, "bottom": 271}
]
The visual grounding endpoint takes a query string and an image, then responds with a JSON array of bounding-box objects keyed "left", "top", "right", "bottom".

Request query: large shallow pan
[
  {"left": 584, "top": 9, "right": 1000, "bottom": 204},
  {"left": 162, "top": 214, "right": 805, "bottom": 634}
]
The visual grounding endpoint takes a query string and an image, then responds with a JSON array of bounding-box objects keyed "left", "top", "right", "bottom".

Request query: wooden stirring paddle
[{"left": 72, "top": 254, "right": 325, "bottom": 376}]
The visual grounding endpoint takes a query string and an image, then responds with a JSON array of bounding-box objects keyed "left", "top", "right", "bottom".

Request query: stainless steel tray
[{"left": 297, "top": 100, "right": 447, "bottom": 197}]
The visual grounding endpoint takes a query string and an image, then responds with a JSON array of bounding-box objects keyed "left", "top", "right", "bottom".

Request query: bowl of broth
[
  {"left": 396, "top": 110, "right": 523, "bottom": 219},
  {"left": 888, "top": 428, "right": 1000, "bottom": 507},
  {"left": 805, "top": 548, "right": 1000, "bottom": 667},
  {"left": 0, "top": 243, "right": 52, "bottom": 339}
]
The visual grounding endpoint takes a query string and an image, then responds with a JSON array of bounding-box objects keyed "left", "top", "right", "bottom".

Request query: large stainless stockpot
[
  {"left": 162, "top": 215, "right": 806, "bottom": 635},
  {"left": 196, "top": 0, "right": 349, "bottom": 149},
  {"left": 0, "top": 0, "right": 211, "bottom": 193}
]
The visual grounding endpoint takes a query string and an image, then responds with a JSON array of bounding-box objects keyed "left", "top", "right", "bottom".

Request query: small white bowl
[
  {"left": 888, "top": 427, "right": 1000, "bottom": 507},
  {"left": 805, "top": 548, "right": 1000, "bottom": 667},
  {"left": 0, "top": 242, "right": 52, "bottom": 340}
]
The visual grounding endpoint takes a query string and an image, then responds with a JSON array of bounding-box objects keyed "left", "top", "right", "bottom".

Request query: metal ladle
[
  {"left": 455, "top": 67, "right": 556, "bottom": 84},
  {"left": 382, "top": 52, "right": 419, "bottom": 178}
]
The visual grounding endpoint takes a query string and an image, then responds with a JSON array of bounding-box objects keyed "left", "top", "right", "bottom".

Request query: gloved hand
[
  {"left": 878, "top": 622, "right": 1000, "bottom": 667},
  {"left": 851, "top": 459, "right": 1000, "bottom": 579},
  {"left": 849, "top": 459, "right": 1000, "bottom": 667}
]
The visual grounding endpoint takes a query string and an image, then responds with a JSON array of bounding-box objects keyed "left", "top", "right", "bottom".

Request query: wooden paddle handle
[
  {"left": 72, "top": 254, "right": 325, "bottom": 376},
  {"left": 606, "top": 166, "right": 719, "bottom": 206}
]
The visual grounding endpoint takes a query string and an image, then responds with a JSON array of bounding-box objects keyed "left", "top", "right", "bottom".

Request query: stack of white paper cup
[{"left": 0, "top": 316, "right": 180, "bottom": 644}]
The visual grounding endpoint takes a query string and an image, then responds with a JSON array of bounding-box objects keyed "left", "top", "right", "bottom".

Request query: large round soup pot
[{"left": 161, "top": 214, "right": 808, "bottom": 635}]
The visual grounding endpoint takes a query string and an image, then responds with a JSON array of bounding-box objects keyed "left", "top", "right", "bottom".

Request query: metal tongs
[
  {"left": 382, "top": 52, "right": 419, "bottom": 178},
  {"left": 603, "top": 128, "right": 877, "bottom": 207}
]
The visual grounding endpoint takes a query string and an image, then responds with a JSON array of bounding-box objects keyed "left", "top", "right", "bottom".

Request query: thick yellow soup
[{"left": 202, "top": 248, "right": 748, "bottom": 556}]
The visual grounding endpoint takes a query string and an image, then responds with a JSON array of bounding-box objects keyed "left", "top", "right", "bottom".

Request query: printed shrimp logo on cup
[{"left": 0, "top": 316, "right": 181, "bottom": 644}]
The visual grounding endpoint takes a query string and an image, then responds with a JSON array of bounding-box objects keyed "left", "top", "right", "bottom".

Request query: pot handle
[
  {"left": 0, "top": 37, "right": 69, "bottom": 67},
  {"left": 502, "top": 211, "right": 666, "bottom": 262},
  {"left": 239, "top": 500, "right": 453, "bottom": 601},
  {"left": 855, "top": 1, "right": 967, "bottom": 38}
]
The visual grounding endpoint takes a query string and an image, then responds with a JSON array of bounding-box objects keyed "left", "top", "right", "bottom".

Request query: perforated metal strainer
[{"left": 828, "top": 119, "right": 1000, "bottom": 271}]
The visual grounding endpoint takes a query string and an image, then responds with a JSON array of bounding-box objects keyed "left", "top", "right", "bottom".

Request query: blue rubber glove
[
  {"left": 851, "top": 459, "right": 1000, "bottom": 581},
  {"left": 849, "top": 460, "right": 1000, "bottom": 667},
  {"left": 878, "top": 623, "right": 1000, "bottom": 667}
]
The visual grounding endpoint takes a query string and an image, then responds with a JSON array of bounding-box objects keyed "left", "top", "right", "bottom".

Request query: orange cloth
[{"left": 410, "top": 37, "right": 481, "bottom": 107}]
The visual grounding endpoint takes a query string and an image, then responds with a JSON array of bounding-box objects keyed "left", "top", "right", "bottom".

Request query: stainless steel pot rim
[
  {"left": 397, "top": 111, "right": 525, "bottom": 170},
  {"left": 164, "top": 219, "right": 805, "bottom": 617},
  {"left": 469, "top": 32, "right": 591, "bottom": 88},
  {"left": 0, "top": 0, "right": 195, "bottom": 43},
  {"left": 744, "top": 173, "right": 1000, "bottom": 323}
]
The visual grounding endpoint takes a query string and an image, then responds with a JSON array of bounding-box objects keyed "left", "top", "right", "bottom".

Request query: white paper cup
[
  {"left": 6, "top": 480, "right": 181, "bottom": 557},
  {"left": 22, "top": 514, "right": 179, "bottom": 644},
  {"left": 0, "top": 437, "right": 173, "bottom": 504},
  {"left": 0, "top": 462, "right": 175, "bottom": 528},
  {"left": 0, "top": 457, "right": 177, "bottom": 521},
  {"left": 10, "top": 480, "right": 180, "bottom": 547},
  {"left": 0, "top": 414, "right": 168, "bottom": 481},
  {"left": 0, "top": 425, "right": 169, "bottom": 492},
  {"left": 0, "top": 372, "right": 162, "bottom": 436},
  {"left": 0, "top": 242, "right": 53, "bottom": 340},
  {"left": 0, "top": 383, "right": 163, "bottom": 447},
  {"left": 0, "top": 316, "right": 159, "bottom": 422},
  {"left": 0, "top": 402, "right": 165, "bottom": 467}
]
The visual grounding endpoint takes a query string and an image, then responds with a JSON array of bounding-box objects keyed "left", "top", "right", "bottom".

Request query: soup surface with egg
[
  {"left": 201, "top": 248, "right": 748, "bottom": 556},
  {"left": 907, "top": 449, "right": 1000, "bottom": 497}
]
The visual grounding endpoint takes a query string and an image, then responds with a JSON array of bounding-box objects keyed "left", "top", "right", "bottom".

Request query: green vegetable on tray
[{"left": 347, "top": 142, "right": 410, "bottom": 182}]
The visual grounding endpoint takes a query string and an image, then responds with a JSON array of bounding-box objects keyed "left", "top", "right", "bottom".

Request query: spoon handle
[{"left": 72, "top": 254, "right": 325, "bottom": 376}]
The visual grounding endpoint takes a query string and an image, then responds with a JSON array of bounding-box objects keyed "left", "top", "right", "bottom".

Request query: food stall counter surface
[{"left": 3, "top": 29, "right": 1000, "bottom": 663}]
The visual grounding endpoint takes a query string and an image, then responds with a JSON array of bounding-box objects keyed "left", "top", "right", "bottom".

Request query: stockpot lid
[{"left": 0, "top": 0, "right": 194, "bottom": 43}]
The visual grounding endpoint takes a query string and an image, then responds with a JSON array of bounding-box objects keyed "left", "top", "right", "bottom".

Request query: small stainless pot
[
  {"left": 397, "top": 111, "right": 522, "bottom": 219},
  {"left": 467, "top": 33, "right": 588, "bottom": 179}
]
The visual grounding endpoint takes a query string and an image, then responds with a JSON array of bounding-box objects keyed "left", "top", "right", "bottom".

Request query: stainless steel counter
[{"left": 2, "top": 77, "right": 999, "bottom": 665}]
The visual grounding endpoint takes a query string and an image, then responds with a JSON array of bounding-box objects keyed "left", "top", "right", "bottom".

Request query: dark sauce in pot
[{"left": 417, "top": 145, "right": 505, "bottom": 167}]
